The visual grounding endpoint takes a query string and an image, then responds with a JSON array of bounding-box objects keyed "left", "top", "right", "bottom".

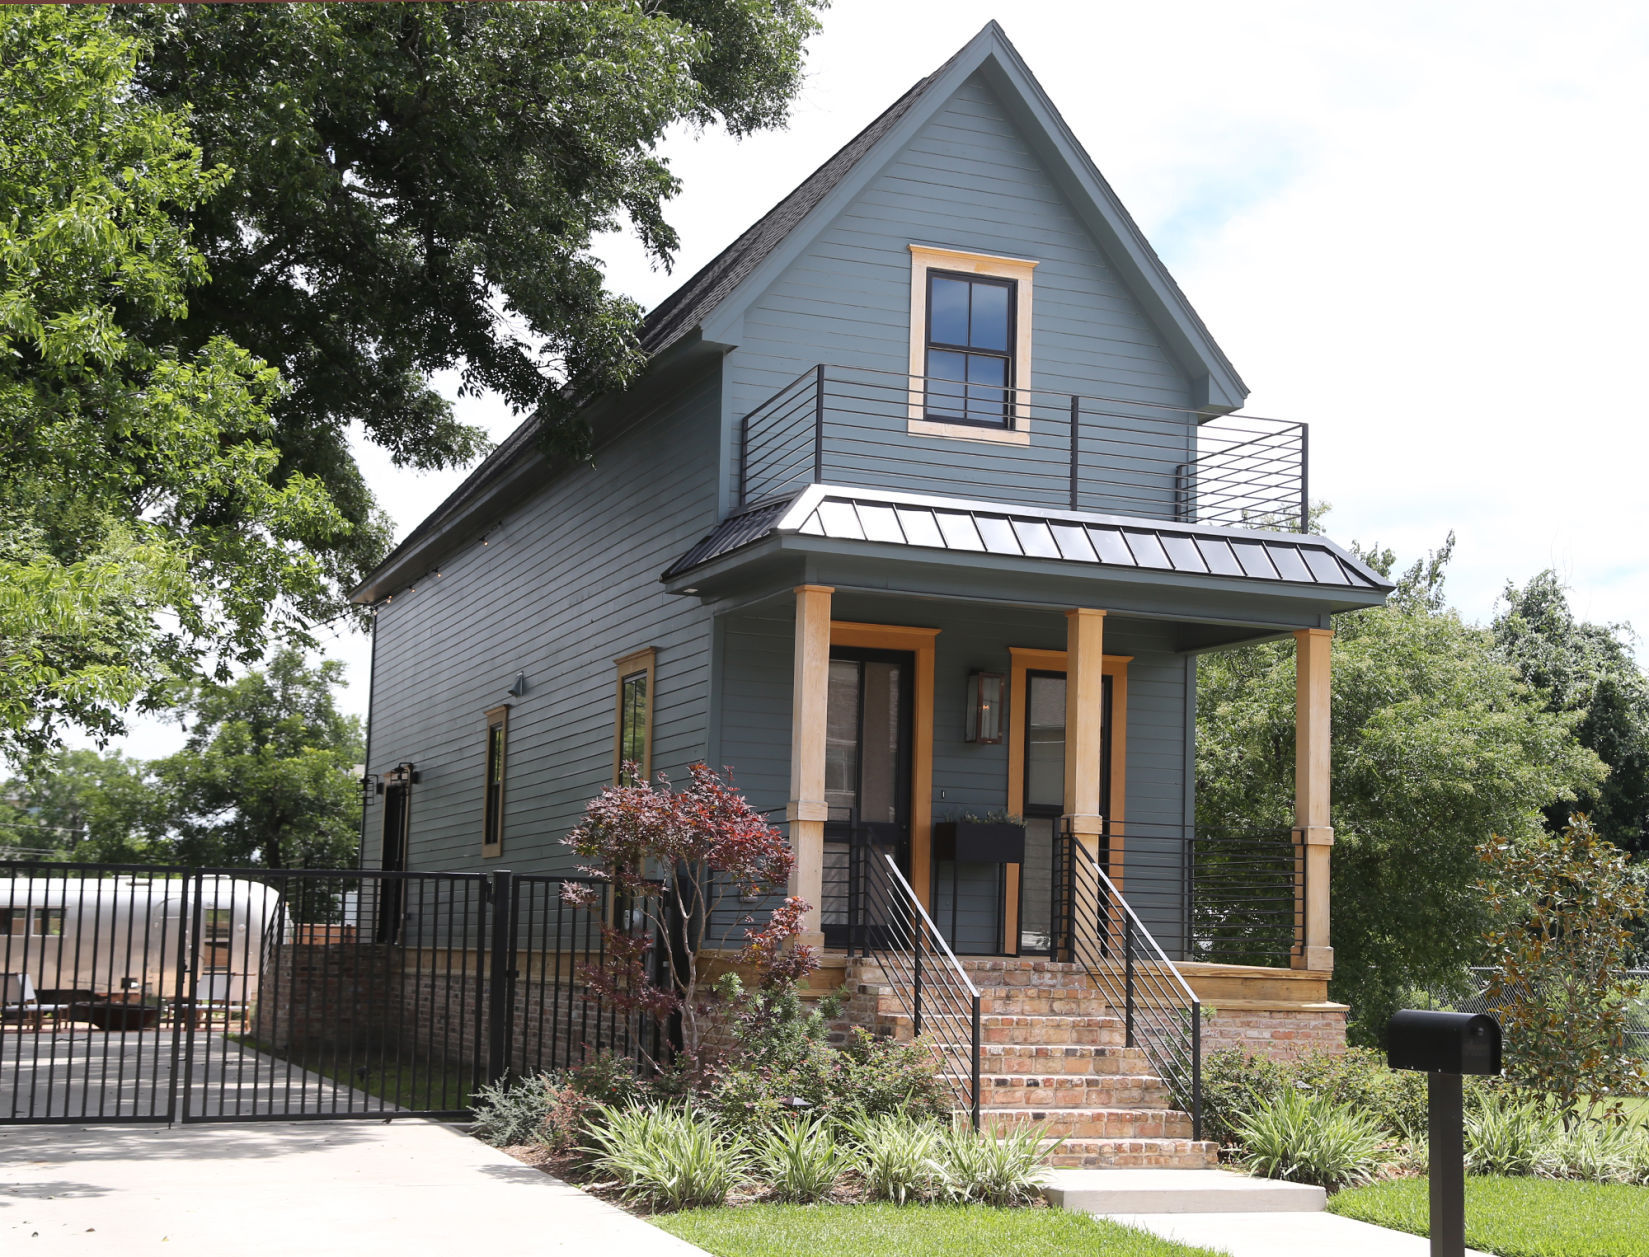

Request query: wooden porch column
[
  {"left": 787, "top": 584, "right": 834, "bottom": 948},
  {"left": 1294, "top": 627, "right": 1334, "bottom": 973},
  {"left": 1063, "top": 609, "right": 1107, "bottom": 862}
]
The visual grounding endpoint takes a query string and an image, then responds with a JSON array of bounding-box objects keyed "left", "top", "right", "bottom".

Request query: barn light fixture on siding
[
  {"left": 508, "top": 671, "right": 528, "bottom": 698},
  {"left": 965, "top": 671, "right": 1004, "bottom": 744}
]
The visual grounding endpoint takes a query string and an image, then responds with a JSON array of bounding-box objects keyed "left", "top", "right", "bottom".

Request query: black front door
[
  {"left": 1018, "top": 669, "right": 1112, "bottom": 954},
  {"left": 376, "top": 783, "right": 410, "bottom": 944},
  {"left": 820, "top": 648, "right": 913, "bottom": 950}
]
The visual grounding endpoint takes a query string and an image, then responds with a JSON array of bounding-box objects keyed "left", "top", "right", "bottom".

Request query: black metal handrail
[
  {"left": 736, "top": 363, "right": 1308, "bottom": 532},
  {"left": 847, "top": 839, "right": 983, "bottom": 1128},
  {"left": 1053, "top": 826, "right": 1203, "bottom": 1141}
]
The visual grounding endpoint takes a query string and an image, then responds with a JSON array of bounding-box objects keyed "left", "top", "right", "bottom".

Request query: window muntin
[
  {"left": 924, "top": 270, "right": 1015, "bottom": 427},
  {"left": 482, "top": 704, "right": 509, "bottom": 858}
]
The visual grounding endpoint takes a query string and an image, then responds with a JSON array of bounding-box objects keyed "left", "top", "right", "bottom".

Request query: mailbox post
[{"left": 1386, "top": 1010, "right": 1502, "bottom": 1257}]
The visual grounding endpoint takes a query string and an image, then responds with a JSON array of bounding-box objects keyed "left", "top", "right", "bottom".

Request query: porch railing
[
  {"left": 1053, "top": 827, "right": 1203, "bottom": 1141},
  {"left": 736, "top": 363, "right": 1308, "bottom": 531},
  {"left": 1046, "top": 821, "right": 1304, "bottom": 969},
  {"left": 847, "top": 838, "right": 982, "bottom": 1128}
]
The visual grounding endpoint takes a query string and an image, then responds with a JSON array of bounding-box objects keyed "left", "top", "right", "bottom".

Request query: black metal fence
[
  {"left": 1, "top": 862, "right": 649, "bottom": 1125},
  {"left": 1052, "top": 827, "right": 1202, "bottom": 1140},
  {"left": 736, "top": 363, "right": 1309, "bottom": 532}
]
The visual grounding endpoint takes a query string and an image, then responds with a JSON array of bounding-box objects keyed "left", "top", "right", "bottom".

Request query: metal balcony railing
[{"left": 737, "top": 364, "right": 1309, "bottom": 531}]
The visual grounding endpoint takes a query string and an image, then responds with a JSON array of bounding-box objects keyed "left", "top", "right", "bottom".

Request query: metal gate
[{"left": 2, "top": 862, "right": 650, "bottom": 1124}]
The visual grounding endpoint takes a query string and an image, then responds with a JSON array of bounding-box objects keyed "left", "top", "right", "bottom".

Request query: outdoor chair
[
  {"left": 191, "top": 973, "right": 250, "bottom": 1032},
  {"left": 2, "top": 973, "right": 68, "bottom": 1031}
]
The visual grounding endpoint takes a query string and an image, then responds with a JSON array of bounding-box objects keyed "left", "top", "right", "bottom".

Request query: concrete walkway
[
  {"left": 0, "top": 1120, "right": 710, "bottom": 1256},
  {"left": 1110, "top": 1210, "right": 1494, "bottom": 1257}
]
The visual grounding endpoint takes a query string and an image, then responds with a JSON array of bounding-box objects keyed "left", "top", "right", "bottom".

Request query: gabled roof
[
  {"left": 663, "top": 484, "right": 1393, "bottom": 595},
  {"left": 650, "top": 20, "right": 1248, "bottom": 409}
]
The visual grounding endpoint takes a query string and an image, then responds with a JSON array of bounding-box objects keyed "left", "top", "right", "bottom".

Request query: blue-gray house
[{"left": 353, "top": 23, "right": 1390, "bottom": 1158}]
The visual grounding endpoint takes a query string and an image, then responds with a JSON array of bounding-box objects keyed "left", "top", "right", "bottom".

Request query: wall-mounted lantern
[{"left": 964, "top": 672, "right": 1004, "bottom": 744}]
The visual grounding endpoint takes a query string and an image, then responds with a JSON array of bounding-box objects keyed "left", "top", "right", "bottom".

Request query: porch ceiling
[{"left": 662, "top": 484, "right": 1391, "bottom": 640}]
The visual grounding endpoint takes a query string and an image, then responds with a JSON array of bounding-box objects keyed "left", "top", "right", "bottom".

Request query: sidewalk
[
  {"left": 1111, "top": 1208, "right": 1494, "bottom": 1256},
  {"left": 1, "top": 1119, "right": 709, "bottom": 1257}
]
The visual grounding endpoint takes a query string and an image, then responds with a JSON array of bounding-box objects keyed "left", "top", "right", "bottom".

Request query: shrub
[
  {"left": 846, "top": 1113, "right": 944, "bottom": 1204},
  {"left": 1202, "top": 1047, "right": 1426, "bottom": 1149},
  {"left": 933, "top": 1120, "right": 1055, "bottom": 1206},
  {"left": 469, "top": 1073, "right": 560, "bottom": 1147},
  {"left": 756, "top": 1116, "right": 849, "bottom": 1203},
  {"left": 584, "top": 1103, "right": 750, "bottom": 1210},
  {"left": 1235, "top": 1089, "right": 1388, "bottom": 1188},
  {"left": 1541, "top": 1118, "right": 1641, "bottom": 1184},
  {"left": 1466, "top": 1095, "right": 1558, "bottom": 1177}
]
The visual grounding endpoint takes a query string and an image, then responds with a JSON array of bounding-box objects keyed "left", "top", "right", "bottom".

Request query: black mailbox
[{"left": 1387, "top": 1010, "right": 1501, "bottom": 1077}]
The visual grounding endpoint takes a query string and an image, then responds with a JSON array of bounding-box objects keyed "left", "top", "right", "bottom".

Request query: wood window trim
[
  {"left": 481, "top": 704, "right": 510, "bottom": 859},
  {"left": 829, "top": 621, "right": 938, "bottom": 912},
  {"left": 1003, "top": 646, "right": 1131, "bottom": 952},
  {"left": 613, "top": 647, "right": 657, "bottom": 785},
  {"left": 907, "top": 245, "right": 1037, "bottom": 443}
]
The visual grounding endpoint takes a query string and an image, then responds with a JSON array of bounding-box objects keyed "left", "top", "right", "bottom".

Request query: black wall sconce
[{"left": 965, "top": 671, "right": 1004, "bottom": 744}]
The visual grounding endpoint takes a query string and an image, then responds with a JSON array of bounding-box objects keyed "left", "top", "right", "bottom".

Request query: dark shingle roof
[{"left": 662, "top": 484, "right": 1394, "bottom": 592}]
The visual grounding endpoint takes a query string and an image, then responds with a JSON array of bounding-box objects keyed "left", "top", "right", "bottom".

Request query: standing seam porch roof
[{"left": 662, "top": 484, "right": 1393, "bottom": 593}]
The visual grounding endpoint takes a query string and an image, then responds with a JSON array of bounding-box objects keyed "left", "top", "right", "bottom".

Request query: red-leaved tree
[{"left": 563, "top": 763, "right": 815, "bottom": 1061}]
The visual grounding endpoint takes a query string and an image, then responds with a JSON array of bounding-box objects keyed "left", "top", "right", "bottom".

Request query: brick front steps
[{"left": 849, "top": 956, "right": 1218, "bottom": 1170}]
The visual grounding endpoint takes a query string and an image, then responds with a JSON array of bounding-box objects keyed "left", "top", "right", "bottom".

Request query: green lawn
[
  {"left": 233, "top": 1034, "right": 475, "bottom": 1113},
  {"left": 653, "top": 1204, "right": 1223, "bottom": 1257},
  {"left": 1327, "top": 1176, "right": 1649, "bottom": 1257}
]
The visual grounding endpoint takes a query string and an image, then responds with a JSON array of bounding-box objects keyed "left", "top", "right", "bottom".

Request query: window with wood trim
[
  {"left": 482, "top": 704, "right": 509, "bottom": 858},
  {"left": 613, "top": 648, "right": 656, "bottom": 784},
  {"left": 907, "top": 245, "right": 1037, "bottom": 441}
]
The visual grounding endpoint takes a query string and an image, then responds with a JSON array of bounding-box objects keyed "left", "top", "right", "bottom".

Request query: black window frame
[
  {"left": 922, "top": 268, "right": 1018, "bottom": 429},
  {"left": 482, "top": 704, "right": 509, "bottom": 858}
]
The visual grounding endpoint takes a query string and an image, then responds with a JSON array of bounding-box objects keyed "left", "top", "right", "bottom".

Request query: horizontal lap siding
[
  {"left": 729, "top": 70, "right": 1195, "bottom": 515},
  {"left": 363, "top": 371, "right": 720, "bottom": 877}
]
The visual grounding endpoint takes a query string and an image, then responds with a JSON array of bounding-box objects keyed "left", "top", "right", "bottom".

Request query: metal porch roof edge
[{"left": 659, "top": 483, "right": 1395, "bottom": 595}]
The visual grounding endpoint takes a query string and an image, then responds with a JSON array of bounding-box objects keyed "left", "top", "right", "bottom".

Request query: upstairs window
[
  {"left": 613, "top": 648, "right": 656, "bottom": 785},
  {"left": 925, "top": 270, "right": 1015, "bottom": 426},
  {"left": 906, "top": 246, "right": 1037, "bottom": 442},
  {"left": 482, "top": 704, "right": 509, "bottom": 858}
]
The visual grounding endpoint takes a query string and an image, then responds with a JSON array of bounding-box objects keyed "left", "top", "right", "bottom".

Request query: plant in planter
[{"left": 932, "top": 810, "right": 1026, "bottom": 863}]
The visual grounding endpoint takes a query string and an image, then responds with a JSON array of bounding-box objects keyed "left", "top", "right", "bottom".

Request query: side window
[
  {"left": 613, "top": 648, "right": 656, "bottom": 785},
  {"left": 482, "top": 704, "right": 509, "bottom": 858}
]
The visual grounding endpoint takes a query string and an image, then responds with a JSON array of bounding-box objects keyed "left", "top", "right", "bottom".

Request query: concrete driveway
[{"left": 1, "top": 1119, "right": 709, "bottom": 1256}]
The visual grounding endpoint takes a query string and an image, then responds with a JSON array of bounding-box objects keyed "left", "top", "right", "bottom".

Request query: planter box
[
  {"left": 933, "top": 820, "right": 1025, "bottom": 864},
  {"left": 71, "top": 1001, "right": 162, "bottom": 1032}
]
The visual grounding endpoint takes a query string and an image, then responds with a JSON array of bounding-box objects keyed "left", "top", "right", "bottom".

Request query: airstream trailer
[{"left": 1, "top": 875, "right": 284, "bottom": 1008}]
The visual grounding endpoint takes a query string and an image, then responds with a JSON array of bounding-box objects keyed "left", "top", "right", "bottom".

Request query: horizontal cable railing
[
  {"left": 1054, "top": 827, "right": 1203, "bottom": 1141},
  {"left": 1048, "top": 821, "right": 1303, "bottom": 969},
  {"left": 736, "top": 363, "right": 1308, "bottom": 532},
  {"left": 847, "top": 837, "right": 982, "bottom": 1128}
]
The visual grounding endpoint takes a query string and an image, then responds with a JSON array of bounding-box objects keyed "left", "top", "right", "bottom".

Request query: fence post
[
  {"left": 1124, "top": 923, "right": 1135, "bottom": 1048},
  {"left": 1298, "top": 422, "right": 1310, "bottom": 533},
  {"left": 970, "top": 993, "right": 982, "bottom": 1131},
  {"left": 487, "top": 869, "right": 514, "bottom": 1084},
  {"left": 912, "top": 934, "right": 924, "bottom": 1038},
  {"left": 1191, "top": 999, "right": 1203, "bottom": 1143},
  {"left": 1069, "top": 394, "right": 1080, "bottom": 510},
  {"left": 813, "top": 363, "right": 826, "bottom": 485}
]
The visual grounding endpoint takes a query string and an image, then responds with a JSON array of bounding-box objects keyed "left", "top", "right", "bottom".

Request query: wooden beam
[
  {"left": 787, "top": 584, "right": 834, "bottom": 945},
  {"left": 1294, "top": 627, "right": 1334, "bottom": 972}
]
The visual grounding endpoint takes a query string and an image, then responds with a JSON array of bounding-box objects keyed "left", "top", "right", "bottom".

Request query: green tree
[
  {"left": 1493, "top": 572, "right": 1649, "bottom": 857},
  {"left": 117, "top": 0, "right": 824, "bottom": 590},
  {"left": 0, "top": 7, "right": 347, "bottom": 757},
  {"left": 1197, "top": 538, "right": 1603, "bottom": 1043},
  {"left": 0, "top": 749, "right": 166, "bottom": 861},
  {"left": 1479, "top": 815, "right": 1647, "bottom": 1122},
  {"left": 155, "top": 649, "right": 364, "bottom": 869}
]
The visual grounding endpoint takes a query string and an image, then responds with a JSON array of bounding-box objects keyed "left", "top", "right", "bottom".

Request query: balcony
[{"left": 737, "top": 364, "right": 1308, "bottom": 532}]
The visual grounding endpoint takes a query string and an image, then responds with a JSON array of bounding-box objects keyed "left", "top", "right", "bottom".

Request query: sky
[{"left": 97, "top": 0, "right": 1649, "bottom": 757}]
